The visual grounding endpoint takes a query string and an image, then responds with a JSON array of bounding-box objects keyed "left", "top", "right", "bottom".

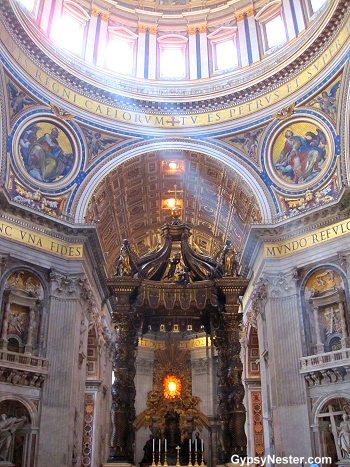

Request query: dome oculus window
[
  {"left": 158, "top": 35, "right": 188, "bottom": 79},
  {"left": 50, "top": 1, "right": 89, "bottom": 55},
  {"left": 255, "top": 1, "right": 287, "bottom": 54},
  {"left": 208, "top": 27, "right": 238, "bottom": 73},
  {"left": 106, "top": 27, "right": 138, "bottom": 75}
]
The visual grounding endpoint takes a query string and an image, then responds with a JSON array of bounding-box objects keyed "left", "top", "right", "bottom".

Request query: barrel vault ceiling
[{"left": 86, "top": 150, "right": 262, "bottom": 273}]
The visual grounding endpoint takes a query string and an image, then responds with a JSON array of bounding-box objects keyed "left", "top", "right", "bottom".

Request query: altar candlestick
[{"left": 157, "top": 439, "right": 162, "bottom": 467}]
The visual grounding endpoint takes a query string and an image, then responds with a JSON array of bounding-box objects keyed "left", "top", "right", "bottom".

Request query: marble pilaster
[
  {"left": 37, "top": 271, "right": 89, "bottom": 467},
  {"left": 258, "top": 269, "right": 312, "bottom": 462}
]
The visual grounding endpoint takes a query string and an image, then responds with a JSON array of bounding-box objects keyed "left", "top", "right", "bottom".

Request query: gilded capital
[
  {"left": 91, "top": 8, "right": 99, "bottom": 18},
  {"left": 100, "top": 12, "right": 110, "bottom": 22},
  {"left": 187, "top": 26, "right": 197, "bottom": 35},
  {"left": 148, "top": 26, "right": 158, "bottom": 35},
  {"left": 245, "top": 8, "right": 255, "bottom": 18},
  {"left": 138, "top": 24, "right": 147, "bottom": 33}
]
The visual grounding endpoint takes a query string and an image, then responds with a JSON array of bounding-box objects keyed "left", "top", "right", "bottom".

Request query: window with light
[
  {"left": 208, "top": 27, "right": 238, "bottom": 73},
  {"left": 50, "top": 3, "right": 88, "bottom": 55},
  {"left": 310, "top": 0, "right": 327, "bottom": 13},
  {"left": 160, "top": 48, "right": 185, "bottom": 78},
  {"left": 18, "top": 0, "right": 38, "bottom": 15},
  {"left": 215, "top": 39, "right": 238, "bottom": 71},
  {"left": 158, "top": 36, "right": 187, "bottom": 79},
  {"left": 265, "top": 15, "right": 287, "bottom": 50},
  {"left": 106, "top": 37, "right": 134, "bottom": 75}
]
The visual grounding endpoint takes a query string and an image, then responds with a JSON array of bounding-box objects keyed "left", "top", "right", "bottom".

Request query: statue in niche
[
  {"left": 324, "top": 307, "right": 342, "bottom": 336},
  {"left": 7, "top": 311, "right": 27, "bottom": 335},
  {"left": 0, "top": 414, "right": 26, "bottom": 461},
  {"left": 338, "top": 414, "right": 350, "bottom": 458}
]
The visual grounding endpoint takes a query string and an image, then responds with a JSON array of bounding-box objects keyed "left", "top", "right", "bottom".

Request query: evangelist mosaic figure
[
  {"left": 273, "top": 124, "right": 328, "bottom": 185},
  {"left": 19, "top": 121, "right": 74, "bottom": 183}
]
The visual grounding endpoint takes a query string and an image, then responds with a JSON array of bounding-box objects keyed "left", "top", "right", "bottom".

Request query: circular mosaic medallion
[
  {"left": 14, "top": 117, "right": 80, "bottom": 188},
  {"left": 267, "top": 117, "right": 334, "bottom": 190}
]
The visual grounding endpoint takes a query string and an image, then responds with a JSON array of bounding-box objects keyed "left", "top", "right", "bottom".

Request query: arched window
[
  {"left": 310, "top": 0, "right": 327, "bottom": 13},
  {"left": 17, "top": 0, "right": 39, "bottom": 15},
  {"left": 106, "top": 27, "right": 138, "bottom": 75},
  {"left": 158, "top": 35, "right": 188, "bottom": 79},
  {"left": 255, "top": 1, "right": 287, "bottom": 54},
  {"left": 50, "top": 1, "right": 90, "bottom": 55},
  {"left": 208, "top": 27, "right": 238, "bottom": 73}
]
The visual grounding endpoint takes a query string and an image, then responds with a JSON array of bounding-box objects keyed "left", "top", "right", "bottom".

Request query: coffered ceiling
[{"left": 86, "top": 150, "right": 262, "bottom": 273}]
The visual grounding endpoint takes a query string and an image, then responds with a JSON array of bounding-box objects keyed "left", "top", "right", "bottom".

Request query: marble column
[
  {"left": 198, "top": 26, "right": 209, "bottom": 79},
  {"left": 246, "top": 9, "right": 260, "bottom": 64},
  {"left": 313, "top": 306, "right": 324, "bottom": 353},
  {"left": 136, "top": 25, "right": 147, "bottom": 79},
  {"left": 148, "top": 27, "right": 158, "bottom": 80},
  {"left": 96, "top": 13, "right": 110, "bottom": 68},
  {"left": 187, "top": 27, "right": 197, "bottom": 80},
  {"left": 85, "top": 9, "right": 99, "bottom": 63},
  {"left": 236, "top": 12, "right": 249, "bottom": 67}
]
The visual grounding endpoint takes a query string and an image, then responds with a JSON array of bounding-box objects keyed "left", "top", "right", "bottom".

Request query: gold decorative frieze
[
  {"left": 138, "top": 336, "right": 210, "bottom": 349},
  {"left": 0, "top": 15, "right": 349, "bottom": 129},
  {"left": 264, "top": 218, "right": 350, "bottom": 258},
  {"left": 1, "top": 13, "right": 349, "bottom": 127},
  {"left": 0, "top": 219, "right": 84, "bottom": 258}
]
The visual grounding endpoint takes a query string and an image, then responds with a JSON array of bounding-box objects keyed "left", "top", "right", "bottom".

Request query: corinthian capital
[
  {"left": 49, "top": 270, "right": 89, "bottom": 300},
  {"left": 267, "top": 269, "right": 298, "bottom": 297}
]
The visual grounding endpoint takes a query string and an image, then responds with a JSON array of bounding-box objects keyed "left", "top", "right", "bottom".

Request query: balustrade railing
[
  {"left": 300, "top": 348, "right": 350, "bottom": 372},
  {"left": 0, "top": 350, "right": 49, "bottom": 371}
]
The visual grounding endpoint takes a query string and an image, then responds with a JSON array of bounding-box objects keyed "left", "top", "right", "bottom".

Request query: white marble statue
[
  {"left": 0, "top": 414, "right": 26, "bottom": 461},
  {"left": 338, "top": 414, "right": 350, "bottom": 458}
]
